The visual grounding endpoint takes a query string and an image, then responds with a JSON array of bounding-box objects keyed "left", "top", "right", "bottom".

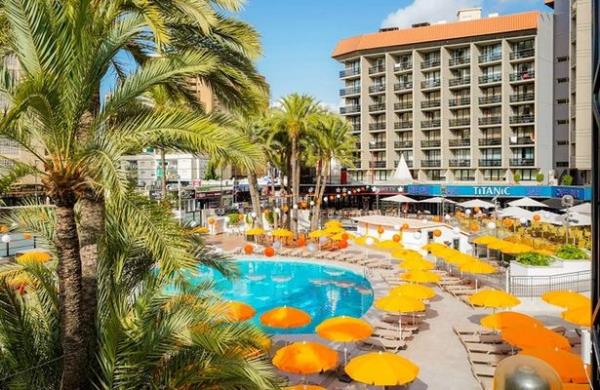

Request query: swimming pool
[{"left": 193, "top": 259, "right": 374, "bottom": 334}]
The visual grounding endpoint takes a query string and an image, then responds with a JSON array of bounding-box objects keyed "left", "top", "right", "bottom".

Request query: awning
[{"left": 382, "top": 194, "right": 416, "bottom": 203}]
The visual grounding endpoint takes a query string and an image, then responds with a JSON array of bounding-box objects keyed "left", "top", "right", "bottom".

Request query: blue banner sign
[{"left": 404, "top": 184, "right": 591, "bottom": 201}]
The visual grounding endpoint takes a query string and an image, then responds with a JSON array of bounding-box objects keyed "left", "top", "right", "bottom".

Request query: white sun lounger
[{"left": 358, "top": 336, "right": 407, "bottom": 352}]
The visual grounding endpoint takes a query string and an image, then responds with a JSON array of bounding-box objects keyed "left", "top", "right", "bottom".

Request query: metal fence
[
  {"left": 0, "top": 234, "right": 42, "bottom": 258},
  {"left": 508, "top": 271, "right": 591, "bottom": 297}
]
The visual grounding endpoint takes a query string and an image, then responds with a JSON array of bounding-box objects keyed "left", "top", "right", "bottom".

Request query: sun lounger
[
  {"left": 453, "top": 325, "right": 495, "bottom": 335},
  {"left": 472, "top": 363, "right": 496, "bottom": 378},
  {"left": 371, "top": 327, "right": 413, "bottom": 340},
  {"left": 459, "top": 334, "right": 503, "bottom": 344},
  {"left": 452, "top": 288, "right": 478, "bottom": 297},
  {"left": 468, "top": 352, "right": 506, "bottom": 366},
  {"left": 463, "top": 342, "right": 513, "bottom": 354},
  {"left": 357, "top": 336, "right": 407, "bottom": 352},
  {"left": 479, "top": 377, "right": 494, "bottom": 390}
]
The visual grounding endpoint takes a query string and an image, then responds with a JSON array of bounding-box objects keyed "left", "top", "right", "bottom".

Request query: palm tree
[
  {"left": 0, "top": 0, "right": 265, "bottom": 386},
  {"left": 269, "top": 94, "right": 322, "bottom": 230},
  {"left": 307, "top": 115, "right": 355, "bottom": 230}
]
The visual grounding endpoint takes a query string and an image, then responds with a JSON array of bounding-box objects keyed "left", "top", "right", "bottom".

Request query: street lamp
[{"left": 1, "top": 234, "right": 10, "bottom": 257}]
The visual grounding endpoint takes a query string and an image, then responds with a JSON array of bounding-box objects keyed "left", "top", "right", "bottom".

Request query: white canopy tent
[
  {"left": 381, "top": 154, "right": 415, "bottom": 185},
  {"left": 567, "top": 212, "right": 591, "bottom": 226},
  {"left": 536, "top": 210, "right": 563, "bottom": 225},
  {"left": 497, "top": 206, "right": 534, "bottom": 220},
  {"left": 567, "top": 202, "right": 591, "bottom": 215},
  {"left": 382, "top": 194, "right": 416, "bottom": 203},
  {"left": 507, "top": 197, "right": 549, "bottom": 208},
  {"left": 418, "top": 197, "right": 457, "bottom": 204},
  {"left": 457, "top": 199, "right": 496, "bottom": 209}
]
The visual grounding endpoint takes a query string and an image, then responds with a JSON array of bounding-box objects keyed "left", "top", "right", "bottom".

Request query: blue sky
[{"left": 238, "top": 0, "right": 550, "bottom": 108}]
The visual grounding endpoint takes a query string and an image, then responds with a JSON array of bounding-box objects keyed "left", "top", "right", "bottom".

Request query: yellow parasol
[
  {"left": 316, "top": 316, "right": 373, "bottom": 363},
  {"left": 400, "top": 270, "right": 441, "bottom": 284},
  {"left": 345, "top": 351, "right": 419, "bottom": 386},
  {"left": 542, "top": 291, "right": 591, "bottom": 310},
  {"left": 16, "top": 251, "right": 52, "bottom": 264},
  {"left": 375, "top": 240, "right": 403, "bottom": 251},
  {"left": 375, "top": 295, "right": 425, "bottom": 336},
  {"left": 561, "top": 306, "right": 591, "bottom": 327},
  {"left": 271, "top": 228, "right": 294, "bottom": 238},
  {"left": 308, "top": 230, "right": 330, "bottom": 239},
  {"left": 324, "top": 220, "right": 343, "bottom": 229},
  {"left": 468, "top": 289, "right": 520, "bottom": 310},
  {"left": 389, "top": 284, "right": 436, "bottom": 301},
  {"left": 472, "top": 235, "right": 500, "bottom": 245},
  {"left": 398, "top": 259, "right": 435, "bottom": 271},
  {"left": 245, "top": 227, "right": 265, "bottom": 236}
]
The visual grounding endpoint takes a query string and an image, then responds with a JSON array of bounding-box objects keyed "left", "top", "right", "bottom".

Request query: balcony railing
[
  {"left": 510, "top": 49, "right": 535, "bottom": 60},
  {"left": 509, "top": 115, "right": 535, "bottom": 124},
  {"left": 449, "top": 97, "right": 471, "bottom": 107},
  {"left": 449, "top": 76, "right": 471, "bottom": 87},
  {"left": 368, "top": 64, "right": 386, "bottom": 74},
  {"left": 510, "top": 158, "right": 535, "bottom": 166},
  {"left": 449, "top": 138, "right": 471, "bottom": 147},
  {"left": 351, "top": 124, "right": 361, "bottom": 132},
  {"left": 340, "top": 86, "right": 360, "bottom": 96},
  {"left": 479, "top": 117, "right": 502, "bottom": 126},
  {"left": 369, "top": 161, "right": 387, "bottom": 168},
  {"left": 369, "top": 103, "right": 386, "bottom": 112},
  {"left": 394, "top": 101, "right": 413, "bottom": 110},
  {"left": 479, "top": 159, "right": 502, "bottom": 167},
  {"left": 352, "top": 160, "right": 361, "bottom": 168},
  {"left": 479, "top": 74, "right": 502, "bottom": 84},
  {"left": 421, "top": 79, "right": 441, "bottom": 89},
  {"left": 394, "top": 121, "right": 413, "bottom": 130},
  {"left": 394, "top": 140, "right": 413, "bottom": 149},
  {"left": 479, "top": 95, "right": 502, "bottom": 105},
  {"left": 340, "top": 105, "right": 361, "bottom": 114},
  {"left": 510, "top": 71, "right": 535, "bottom": 82},
  {"left": 449, "top": 159, "right": 471, "bottom": 167},
  {"left": 369, "top": 84, "right": 386, "bottom": 94},
  {"left": 369, "top": 122, "right": 386, "bottom": 131},
  {"left": 394, "top": 82, "right": 413, "bottom": 91},
  {"left": 421, "top": 100, "right": 441, "bottom": 109},
  {"left": 510, "top": 136, "right": 535, "bottom": 145},
  {"left": 422, "top": 159, "right": 441, "bottom": 167},
  {"left": 478, "top": 53, "right": 502, "bottom": 63},
  {"left": 340, "top": 68, "right": 360, "bottom": 78},
  {"left": 449, "top": 118, "right": 470, "bottom": 127},
  {"left": 394, "top": 160, "right": 414, "bottom": 168},
  {"left": 369, "top": 141, "right": 386, "bottom": 150},
  {"left": 421, "top": 119, "right": 441, "bottom": 129},
  {"left": 478, "top": 138, "right": 502, "bottom": 146},
  {"left": 421, "top": 139, "right": 441, "bottom": 148},
  {"left": 421, "top": 59, "right": 440, "bottom": 69},
  {"left": 510, "top": 93, "right": 535, "bottom": 103},
  {"left": 354, "top": 142, "right": 361, "bottom": 150},
  {"left": 449, "top": 56, "right": 470, "bottom": 66},
  {"left": 394, "top": 62, "right": 412, "bottom": 72}
]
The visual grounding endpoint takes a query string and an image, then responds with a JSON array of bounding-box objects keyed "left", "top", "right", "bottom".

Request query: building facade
[{"left": 333, "top": 10, "right": 555, "bottom": 185}]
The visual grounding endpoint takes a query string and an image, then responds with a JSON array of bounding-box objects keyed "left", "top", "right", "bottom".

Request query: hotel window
[
  {"left": 376, "top": 170, "right": 388, "bottom": 181},
  {"left": 557, "top": 119, "right": 569, "bottom": 125},
  {"left": 454, "top": 169, "right": 473, "bottom": 181},
  {"left": 481, "top": 44, "right": 501, "bottom": 59},
  {"left": 427, "top": 170, "right": 442, "bottom": 181},
  {"left": 557, "top": 56, "right": 568, "bottom": 62},
  {"left": 557, "top": 77, "right": 569, "bottom": 83},
  {"left": 514, "top": 169, "right": 536, "bottom": 181},
  {"left": 481, "top": 149, "right": 501, "bottom": 160},
  {"left": 483, "top": 169, "right": 504, "bottom": 181},
  {"left": 556, "top": 161, "right": 569, "bottom": 167},
  {"left": 557, "top": 98, "right": 569, "bottom": 104}
]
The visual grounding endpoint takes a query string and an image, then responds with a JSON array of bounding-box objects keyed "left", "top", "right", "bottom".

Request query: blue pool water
[{"left": 192, "top": 259, "right": 374, "bottom": 334}]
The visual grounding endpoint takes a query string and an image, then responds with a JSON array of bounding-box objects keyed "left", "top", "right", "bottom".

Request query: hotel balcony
[
  {"left": 449, "top": 159, "right": 471, "bottom": 167},
  {"left": 509, "top": 158, "right": 535, "bottom": 167},
  {"left": 449, "top": 97, "right": 471, "bottom": 107},
  {"left": 421, "top": 139, "right": 441, "bottom": 148},
  {"left": 394, "top": 121, "right": 413, "bottom": 130},
  {"left": 369, "top": 84, "right": 386, "bottom": 94},
  {"left": 368, "top": 64, "right": 386, "bottom": 75},
  {"left": 340, "top": 86, "right": 361, "bottom": 97},
  {"left": 394, "top": 101, "right": 413, "bottom": 111},
  {"left": 454, "top": 175, "right": 476, "bottom": 181},
  {"left": 369, "top": 160, "right": 387, "bottom": 169},
  {"left": 479, "top": 95, "right": 502, "bottom": 105},
  {"left": 422, "top": 160, "right": 441, "bottom": 168},
  {"left": 478, "top": 138, "right": 502, "bottom": 146},
  {"left": 421, "top": 119, "right": 441, "bottom": 129},
  {"left": 449, "top": 56, "right": 470, "bottom": 67},
  {"left": 394, "top": 140, "right": 413, "bottom": 149},
  {"left": 449, "top": 76, "right": 471, "bottom": 87},
  {"left": 394, "top": 62, "right": 412, "bottom": 72},
  {"left": 369, "top": 103, "right": 386, "bottom": 113},
  {"left": 509, "top": 136, "right": 535, "bottom": 145},
  {"left": 394, "top": 82, "right": 413, "bottom": 92},
  {"left": 340, "top": 68, "right": 360, "bottom": 78},
  {"left": 369, "top": 141, "right": 386, "bottom": 150},
  {"left": 421, "top": 59, "right": 440, "bottom": 69},
  {"left": 479, "top": 117, "right": 502, "bottom": 126},
  {"left": 510, "top": 93, "right": 535, "bottom": 103},
  {"left": 369, "top": 122, "right": 386, "bottom": 131},
  {"left": 394, "top": 160, "right": 414, "bottom": 168},
  {"left": 449, "top": 138, "right": 471, "bottom": 147},
  {"left": 509, "top": 115, "right": 535, "bottom": 124},
  {"left": 509, "top": 71, "right": 535, "bottom": 82},
  {"left": 449, "top": 118, "right": 470, "bottom": 127},
  {"left": 421, "top": 100, "right": 441, "bottom": 109},
  {"left": 510, "top": 49, "right": 535, "bottom": 60},
  {"left": 340, "top": 105, "right": 361, "bottom": 115},
  {"left": 421, "top": 79, "right": 441, "bottom": 89},
  {"left": 479, "top": 74, "right": 502, "bottom": 85},
  {"left": 352, "top": 160, "right": 361, "bottom": 168},
  {"left": 479, "top": 159, "right": 502, "bottom": 167},
  {"left": 354, "top": 142, "right": 361, "bottom": 150},
  {"left": 351, "top": 123, "right": 361, "bottom": 132},
  {"left": 478, "top": 53, "right": 502, "bottom": 64}
]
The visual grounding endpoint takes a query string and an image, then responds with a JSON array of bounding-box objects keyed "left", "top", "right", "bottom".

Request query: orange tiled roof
[{"left": 333, "top": 11, "right": 540, "bottom": 58}]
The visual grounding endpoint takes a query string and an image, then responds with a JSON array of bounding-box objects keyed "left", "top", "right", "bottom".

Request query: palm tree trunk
[
  {"left": 160, "top": 148, "right": 167, "bottom": 202},
  {"left": 289, "top": 137, "right": 298, "bottom": 231},
  {"left": 77, "top": 192, "right": 104, "bottom": 372},
  {"left": 54, "top": 198, "right": 86, "bottom": 390},
  {"left": 311, "top": 160, "right": 329, "bottom": 230},
  {"left": 310, "top": 161, "right": 323, "bottom": 230},
  {"left": 247, "top": 171, "right": 262, "bottom": 227}
]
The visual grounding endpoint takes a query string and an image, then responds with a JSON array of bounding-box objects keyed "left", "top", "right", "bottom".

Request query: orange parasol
[
  {"left": 520, "top": 347, "right": 588, "bottom": 384},
  {"left": 223, "top": 301, "right": 256, "bottom": 322},
  {"left": 272, "top": 341, "right": 338, "bottom": 375},
  {"left": 480, "top": 311, "right": 543, "bottom": 331},
  {"left": 502, "top": 326, "right": 571, "bottom": 351},
  {"left": 260, "top": 307, "right": 311, "bottom": 329}
]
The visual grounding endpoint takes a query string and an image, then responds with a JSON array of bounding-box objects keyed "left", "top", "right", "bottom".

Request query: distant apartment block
[{"left": 333, "top": 10, "right": 555, "bottom": 184}]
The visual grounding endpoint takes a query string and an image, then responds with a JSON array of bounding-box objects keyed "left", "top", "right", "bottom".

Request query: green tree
[
  {"left": 513, "top": 172, "right": 522, "bottom": 184},
  {"left": 561, "top": 174, "right": 574, "bottom": 186},
  {"left": 535, "top": 171, "right": 545, "bottom": 184}
]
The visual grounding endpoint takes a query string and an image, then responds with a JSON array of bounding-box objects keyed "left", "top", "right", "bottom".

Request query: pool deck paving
[{"left": 207, "top": 234, "right": 581, "bottom": 390}]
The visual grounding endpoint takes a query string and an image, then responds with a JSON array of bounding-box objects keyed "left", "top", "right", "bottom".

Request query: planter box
[{"left": 510, "top": 258, "right": 590, "bottom": 277}]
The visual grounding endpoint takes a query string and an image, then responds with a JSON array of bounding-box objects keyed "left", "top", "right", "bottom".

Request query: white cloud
[{"left": 382, "top": 0, "right": 482, "bottom": 28}]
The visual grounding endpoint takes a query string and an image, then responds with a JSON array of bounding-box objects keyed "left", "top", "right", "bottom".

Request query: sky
[{"left": 238, "top": 0, "right": 550, "bottom": 109}]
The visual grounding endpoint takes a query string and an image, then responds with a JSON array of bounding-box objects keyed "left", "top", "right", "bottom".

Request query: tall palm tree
[
  {"left": 269, "top": 94, "right": 322, "bottom": 230},
  {"left": 0, "top": 1, "right": 264, "bottom": 386},
  {"left": 307, "top": 115, "right": 355, "bottom": 230}
]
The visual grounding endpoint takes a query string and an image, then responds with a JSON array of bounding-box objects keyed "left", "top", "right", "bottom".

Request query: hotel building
[{"left": 333, "top": 9, "right": 555, "bottom": 185}]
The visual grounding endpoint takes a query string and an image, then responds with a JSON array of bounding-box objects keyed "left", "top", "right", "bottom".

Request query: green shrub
[
  {"left": 264, "top": 209, "right": 274, "bottom": 226},
  {"left": 513, "top": 172, "right": 521, "bottom": 184},
  {"left": 535, "top": 171, "right": 544, "bottom": 184},
  {"left": 516, "top": 252, "right": 552, "bottom": 266},
  {"left": 227, "top": 213, "right": 241, "bottom": 226},
  {"left": 561, "top": 174, "right": 573, "bottom": 186},
  {"left": 556, "top": 244, "right": 589, "bottom": 260}
]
